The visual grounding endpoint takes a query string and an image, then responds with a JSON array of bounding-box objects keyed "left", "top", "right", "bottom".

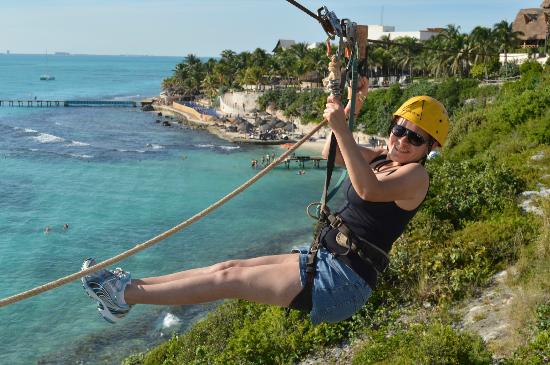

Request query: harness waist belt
[{"left": 326, "top": 213, "right": 390, "bottom": 274}]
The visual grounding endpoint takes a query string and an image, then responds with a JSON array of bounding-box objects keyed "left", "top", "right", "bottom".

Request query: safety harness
[{"left": 285, "top": 3, "right": 377, "bottom": 312}]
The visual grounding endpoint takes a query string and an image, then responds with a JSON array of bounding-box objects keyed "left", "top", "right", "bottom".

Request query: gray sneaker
[{"left": 81, "top": 258, "right": 132, "bottom": 323}]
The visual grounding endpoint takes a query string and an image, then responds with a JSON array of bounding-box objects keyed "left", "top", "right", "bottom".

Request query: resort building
[
  {"left": 272, "top": 39, "right": 296, "bottom": 52},
  {"left": 367, "top": 24, "right": 442, "bottom": 41},
  {"left": 512, "top": 0, "right": 550, "bottom": 48}
]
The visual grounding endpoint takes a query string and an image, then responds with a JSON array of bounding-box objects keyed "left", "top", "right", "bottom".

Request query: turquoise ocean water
[{"left": 0, "top": 54, "right": 332, "bottom": 364}]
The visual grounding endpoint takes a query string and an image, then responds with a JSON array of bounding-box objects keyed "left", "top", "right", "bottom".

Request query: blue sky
[{"left": 0, "top": 0, "right": 543, "bottom": 56}]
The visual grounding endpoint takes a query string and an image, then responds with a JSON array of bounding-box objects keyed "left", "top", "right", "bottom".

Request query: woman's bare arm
[{"left": 323, "top": 97, "right": 428, "bottom": 203}]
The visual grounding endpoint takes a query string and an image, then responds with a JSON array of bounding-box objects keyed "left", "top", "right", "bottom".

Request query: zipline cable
[
  {"left": 0, "top": 120, "right": 327, "bottom": 308},
  {"left": 285, "top": 0, "right": 320, "bottom": 22}
]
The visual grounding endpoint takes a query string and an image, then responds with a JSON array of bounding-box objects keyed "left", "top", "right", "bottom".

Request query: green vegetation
[
  {"left": 352, "top": 323, "right": 492, "bottom": 365},
  {"left": 126, "top": 57, "right": 549, "bottom": 364},
  {"left": 502, "top": 197, "right": 550, "bottom": 364},
  {"left": 257, "top": 88, "right": 327, "bottom": 123}
]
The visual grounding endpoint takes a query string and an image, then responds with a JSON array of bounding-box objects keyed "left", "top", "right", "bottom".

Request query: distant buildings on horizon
[
  {"left": 367, "top": 24, "right": 442, "bottom": 41},
  {"left": 273, "top": 24, "right": 442, "bottom": 52}
]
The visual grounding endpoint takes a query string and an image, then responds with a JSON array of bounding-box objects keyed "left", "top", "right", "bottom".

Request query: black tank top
[{"left": 321, "top": 158, "right": 424, "bottom": 289}]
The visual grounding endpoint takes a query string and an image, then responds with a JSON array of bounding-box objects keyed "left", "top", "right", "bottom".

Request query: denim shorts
[{"left": 293, "top": 246, "right": 372, "bottom": 324}]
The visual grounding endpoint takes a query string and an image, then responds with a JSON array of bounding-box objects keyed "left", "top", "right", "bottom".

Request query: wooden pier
[
  {"left": 283, "top": 155, "right": 325, "bottom": 169},
  {"left": 0, "top": 100, "right": 138, "bottom": 108}
]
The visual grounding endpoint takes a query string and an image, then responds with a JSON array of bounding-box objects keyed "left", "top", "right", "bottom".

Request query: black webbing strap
[
  {"left": 288, "top": 47, "right": 359, "bottom": 313},
  {"left": 287, "top": 128, "right": 339, "bottom": 312}
]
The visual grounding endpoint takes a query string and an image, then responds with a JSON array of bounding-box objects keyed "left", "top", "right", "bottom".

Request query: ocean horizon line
[{"left": 0, "top": 52, "right": 218, "bottom": 59}]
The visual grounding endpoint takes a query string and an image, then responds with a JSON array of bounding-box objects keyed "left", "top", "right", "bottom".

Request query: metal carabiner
[
  {"left": 317, "top": 6, "right": 342, "bottom": 39},
  {"left": 306, "top": 202, "right": 322, "bottom": 220}
]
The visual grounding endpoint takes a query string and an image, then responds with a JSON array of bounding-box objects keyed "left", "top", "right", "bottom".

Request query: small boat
[
  {"left": 40, "top": 49, "right": 55, "bottom": 80},
  {"left": 40, "top": 75, "right": 55, "bottom": 81}
]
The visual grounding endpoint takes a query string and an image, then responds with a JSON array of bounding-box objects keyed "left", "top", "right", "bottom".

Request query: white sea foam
[
  {"left": 69, "top": 153, "right": 93, "bottom": 159},
  {"left": 146, "top": 143, "right": 164, "bottom": 150},
  {"left": 219, "top": 145, "right": 240, "bottom": 151},
  {"left": 68, "top": 141, "right": 90, "bottom": 147},
  {"left": 32, "top": 133, "right": 65, "bottom": 144},
  {"left": 194, "top": 144, "right": 214, "bottom": 148},
  {"left": 114, "top": 94, "right": 141, "bottom": 100},
  {"left": 161, "top": 313, "right": 181, "bottom": 329},
  {"left": 24, "top": 128, "right": 38, "bottom": 133},
  {"left": 117, "top": 149, "right": 146, "bottom": 153}
]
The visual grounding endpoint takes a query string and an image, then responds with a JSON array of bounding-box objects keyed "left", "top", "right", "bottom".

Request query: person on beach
[{"left": 80, "top": 77, "right": 449, "bottom": 324}]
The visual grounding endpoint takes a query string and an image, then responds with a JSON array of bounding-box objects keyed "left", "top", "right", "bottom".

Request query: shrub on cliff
[{"left": 352, "top": 322, "right": 492, "bottom": 365}]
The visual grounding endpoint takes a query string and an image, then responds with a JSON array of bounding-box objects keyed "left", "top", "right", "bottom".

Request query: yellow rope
[{"left": 0, "top": 120, "right": 328, "bottom": 308}]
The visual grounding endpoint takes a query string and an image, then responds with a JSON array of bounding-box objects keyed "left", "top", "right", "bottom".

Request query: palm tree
[
  {"left": 469, "top": 26, "right": 497, "bottom": 65},
  {"left": 289, "top": 43, "right": 309, "bottom": 60},
  {"left": 467, "top": 26, "right": 499, "bottom": 79},
  {"left": 201, "top": 72, "right": 220, "bottom": 99},
  {"left": 425, "top": 34, "right": 451, "bottom": 78},
  {"left": 218, "top": 49, "right": 239, "bottom": 88},
  {"left": 250, "top": 48, "right": 270, "bottom": 70},
  {"left": 493, "top": 20, "right": 524, "bottom": 64},
  {"left": 169, "top": 54, "right": 205, "bottom": 96},
  {"left": 392, "top": 36, "right": 420, "bottom": 80},
  {"left": 274, "top": 50, "right": 298, "bottom": 85},
  {"left": 307, "top": 43, "right": 329, "bottom": 81},
  {"left": 426, "top": 25, "right": 472, "bottom": 77}
]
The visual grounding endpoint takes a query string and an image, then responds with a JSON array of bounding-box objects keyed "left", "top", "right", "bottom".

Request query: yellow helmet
[{"left": 393, "top": 96, "right": 449, "bottom": 146}]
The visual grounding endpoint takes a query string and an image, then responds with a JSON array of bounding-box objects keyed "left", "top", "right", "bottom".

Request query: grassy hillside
[{"left": 124, "top": 68, "right": 549, "bottom": 365}]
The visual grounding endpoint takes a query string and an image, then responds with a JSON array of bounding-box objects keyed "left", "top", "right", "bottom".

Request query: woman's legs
[
  {"left": 124, "top": 254, "right": 302, "bottom": 308},
  {"left": 134, "top": 254, "right": 296, "bottom": 285}
]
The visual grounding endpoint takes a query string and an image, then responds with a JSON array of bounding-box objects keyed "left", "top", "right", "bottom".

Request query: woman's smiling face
[{"left": 387, "top": 117, "right": 432, "bottom": 164}]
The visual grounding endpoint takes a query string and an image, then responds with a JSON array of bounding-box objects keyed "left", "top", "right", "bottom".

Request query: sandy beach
[{"left": 151, "top": 102, "right": 384, "bottom": 157}]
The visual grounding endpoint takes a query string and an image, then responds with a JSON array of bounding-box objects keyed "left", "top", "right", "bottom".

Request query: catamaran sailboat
[{"left": 40, "top": 50, "right": 55, "bottom": 81}]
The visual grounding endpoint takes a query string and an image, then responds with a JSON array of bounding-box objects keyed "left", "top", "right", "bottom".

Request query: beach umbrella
[
  {"left": 267, "top": 119, "right": 279, "bottom": 128},
  {"left": 275, "top": 121, "right": 286, "bottom": 129},
  {"left": 283, "top": 123, "right": 296, "bottom": 132},
  {"left": 237, "top": 121, "right": 253, "bottom": 133}
]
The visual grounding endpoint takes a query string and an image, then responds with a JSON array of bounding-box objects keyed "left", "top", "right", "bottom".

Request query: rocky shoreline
[
  {"left": 148, "top": 103, "right": 331, "bottom": 154},
  {"left": 148, "top": 100, "right": 382, "bottom": 155}
]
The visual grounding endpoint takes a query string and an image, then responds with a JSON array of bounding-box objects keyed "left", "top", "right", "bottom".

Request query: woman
[{"left": 81, "top": 78, "right": 449, "bottom": 324}]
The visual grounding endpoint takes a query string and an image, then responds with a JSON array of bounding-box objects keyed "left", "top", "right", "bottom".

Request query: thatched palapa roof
[
  {"left": 512, "top": 1, "right": 549, "bottom": 42},
  {"left": 273, "top": 39, "right": 296, "bottom": 52}
]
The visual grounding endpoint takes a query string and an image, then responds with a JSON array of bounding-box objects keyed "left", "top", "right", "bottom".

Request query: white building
[
  {"left": 367, "top": 24, "right": 441, "bottom": 41},
  {"left": 499, "top": 53, "right": 548, "bottom": 65}
]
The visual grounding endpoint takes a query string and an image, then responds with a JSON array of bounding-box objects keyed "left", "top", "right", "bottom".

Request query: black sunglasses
[{"left": 391, "top": 124, "right": 428, "bottom": 147}]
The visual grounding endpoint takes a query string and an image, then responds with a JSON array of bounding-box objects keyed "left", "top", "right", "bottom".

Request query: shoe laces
[{"left": 112, "top": 267, "right": 129, "bottom": 280}]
